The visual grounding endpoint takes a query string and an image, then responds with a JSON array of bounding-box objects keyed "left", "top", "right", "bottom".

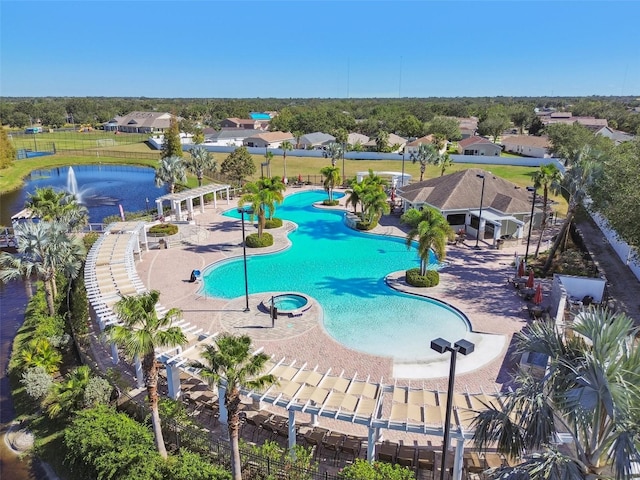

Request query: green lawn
[{"left": 9, "top": 131, "right": 149, "bottom": 151}]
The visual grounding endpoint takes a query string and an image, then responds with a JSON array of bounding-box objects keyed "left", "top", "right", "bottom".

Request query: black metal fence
[{"left": 56, "top": 148, "right": 161, "bottom": 160}]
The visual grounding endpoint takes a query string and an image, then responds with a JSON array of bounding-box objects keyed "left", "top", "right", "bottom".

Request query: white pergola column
[
  {"left": 226, "top": 186, "right": 230, "bottom": 205},
  {"left": 478, "top": 217, "right": 486, "bottom": 240},
  {"left": 288, "top": 409, "right": 297, "bottom": 455},
  {"left": 174, "top": 201, "right": 182, "bottom": 222},
  {"left": 218, "top": 385, "right": 228, "bottom": 424},
  {"left": 452, "top": 437, "right": 465, "bottom": 480},
  {"left": 134, "top": 355, "right": 144, "bottom": 388},
  {"left": 493, "top": 222, "right": 502, "bottom": 247},
  {"left": 155, "top": 200, "right": 163, "bottom": 219},
  {"left": 213, "top": 191, "right": 218, "bottom": 209},
  {"left": 199, "top": 194, "right": 205, "bottom": 213},
  {"left": 142, "top": 227, "right": 149, "bottom": 252},
  {"left": 187, "top": 197, "right": 194, "bottom": 221},
  {"left": 367, "top": 427, "right": 376, "bottom": 461},
  {"left": 516, "top": 224, "right": 524, "bottom": 238},
  {"left": 166, "top": 364, "right": 182, "bottom": 400},
  {"left": 110, "top": 342, "right": 119, "bottom": 364}
]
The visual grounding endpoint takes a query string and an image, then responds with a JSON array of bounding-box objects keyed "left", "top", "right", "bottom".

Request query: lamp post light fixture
[
  {"left": 524, "top": 186, "right": 537, "bottom": 262},
  {"left": 430, "top": 338, "right": 475, "bottom": 480},
  {"left": 400, "top": 149, "right": 406, "bottom": 187},
  {"left": 475, "top": 174, "right": 486, "bottom": 249},
  {"left": 237, "top": 207, "right": 253, "bottom": 312},
  {"left": 341, "top": 142, "right": 346, "bottom": 187}
]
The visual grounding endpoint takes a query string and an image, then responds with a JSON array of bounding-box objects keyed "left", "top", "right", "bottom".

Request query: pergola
[
  {"left": 156, "top": 184, "right": 232, "bottom": 222},
  {"left": 468, "top": 208, "right": 525, "bottom": 247},
  {"left": 355, "top": 171, "right": 412, "bottom": 188},
  {"left": 157, "top": 345, "right": 506, "bottom": 480}
]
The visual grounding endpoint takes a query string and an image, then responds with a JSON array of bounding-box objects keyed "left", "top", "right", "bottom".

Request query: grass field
[{"left": 9, "top": 131, "right": 148, "bottom": 151}]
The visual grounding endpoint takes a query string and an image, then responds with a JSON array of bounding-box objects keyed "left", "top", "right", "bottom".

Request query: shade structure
[
  {"left": 517, "top": 260, "right": 525, "bottom": 277},
  {"left": 526, "top": 270, "right": 535, "bottom": 288},
  {"left": 533, "top": 283, "right": 543, "bottom": 305}
]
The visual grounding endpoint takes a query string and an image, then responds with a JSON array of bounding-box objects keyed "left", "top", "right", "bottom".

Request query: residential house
[
  {"left": 203, "top": 129, "right": 261, "bottom": 147},
  {"left": 243, "top": 131, "right": 295, "bottom": 149},
  {"left": 405, "top": 134, "right": 447, "bottom": 156},
  {"left": 458, "top": 136, "right": 502, "bottom": 156},
  {"left": 298, "top": 132, "right": 336, "bottom": 149},
  {"left": 397, "top": 168, "right": 541, "bottom": 247},
  {"left": 363, "top": 133, "right": 407, "bottom": 153},
  {"left": 501, "top": 135, "right": 551, "bottom": 158},
  {"left": 594, "top": 126, "right": 635, "bottom": 145},
  {"left": 104, "top": 111, "right": 181, "bottom": 133},
  {"left": 537, "top": 112, "right": 608, "bottom": 131},
  {"left": 456, "top": 117, "right": 479, "bottom": 139},
  {"left": 220, "top": 117, "right": 269, "bottom": 130},
  {"left": 347, "top": 133, "right": 369, "bottom": 149}
]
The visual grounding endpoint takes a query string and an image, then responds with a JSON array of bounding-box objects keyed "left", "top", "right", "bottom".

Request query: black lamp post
[
  {"left": 525, "top": 186, "right": 537, "bottom": 262},
  {"left": 341, "top": 142, "right": 346, "bottom": 187},
  {"left": 238, "top": 207, "right": 253, "bottom": 312},
  {"left": 400, "top": 150, "right": 406, "bottom": 187},
  {"left": 430, "top": 338, "right": 475, "bottom": 480},
  {"left": 475, "top": 174, "right": 486, "bottom": 249}
]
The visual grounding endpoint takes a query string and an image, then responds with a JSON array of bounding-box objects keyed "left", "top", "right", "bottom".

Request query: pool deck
[{"left": 136, "top": 185, "right": 552, "bottom": 396}]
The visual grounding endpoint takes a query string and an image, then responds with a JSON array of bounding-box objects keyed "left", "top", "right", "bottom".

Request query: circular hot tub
[{"left": 261, "top": 293, "right": 311, "bottom": 317}]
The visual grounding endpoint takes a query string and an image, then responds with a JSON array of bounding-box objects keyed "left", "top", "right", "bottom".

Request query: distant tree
[
  {"left": 425, "top": 116, "right": 462, "bottom": 141},
  {"left": 280, "top": 140, "right": 293, "bottom": 180},
  {"left": 262, "top": 150, "right": 273, "bottom": 178},
  {"left": 0, "top": 128, "right": 16, "bottom": 168},
  {"left": 399, "top": 115, "right": 425, "bottom": 138},
  {"left": 528, "top": 116, "right": 545, "bottom": 136},
  {"left": 433, "top": 151, "right": 453, "bottom": 177},
  {"left": 161, "top": 114, "right": 183, "bottom": 159},
  {"left": 325, "top": 142, "right": 343, "bottom": 166},
  {"left": 186, "top": 146, "right": 217, "bottom": 187},
  {"left": 155, "top": 156, "right": 187, "bottom": 193},
  {"left": 510, "top": 107, "right": 533, "bottom": 134},
  {"left": 411, "top": 143, "right": 437, "bottom": 182},
  {"left": 532, "top": 163, "right": 563, "bottom": 257},
  {"left": 192, "top": 127, "right": 205, "bottom": 145},
  {"left": 546, "top": 123, "right": 610, "bottom": 165},
  {"left": 221, "top": 146, "right": 256, "bottom": 185},
  {"left": 478, "top": 114, "right": 510, "bottom": 142},
  {"left": 320, "top": 165, "right": 341, "bottom": 202},
  {"left": 375, "top": 130, "right": 389, "bottom": 152},
  {"left": 333, "top": 128, "right": 348, "bottom": 146}
]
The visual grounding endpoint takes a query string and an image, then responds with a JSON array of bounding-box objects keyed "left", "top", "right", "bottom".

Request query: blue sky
[{"left": 1, "top": 1, "right": 639, "bottom": 98}]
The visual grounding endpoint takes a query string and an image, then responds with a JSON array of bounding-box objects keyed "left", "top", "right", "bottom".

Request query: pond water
[{"left": 0, "top": 164, "right": 166, "bottom": 225}]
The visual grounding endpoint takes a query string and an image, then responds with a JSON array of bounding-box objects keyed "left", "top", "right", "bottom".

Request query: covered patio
[
  {"left": 467, "top": 208, "right": 525, "bottom": 247},
  {"left": 156, "top": 184, "right": 232, "bottom": 222}
]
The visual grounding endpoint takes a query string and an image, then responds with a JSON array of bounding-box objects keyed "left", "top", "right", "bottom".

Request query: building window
[{"left": 446, "top": 213, "right": 466, "bottom": 225}]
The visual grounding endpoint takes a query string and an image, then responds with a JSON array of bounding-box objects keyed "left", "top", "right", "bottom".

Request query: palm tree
[
  {"left": 187, "top": 146, "right": 217, "bottom": 187},
  {"left": 345, "top": 178, "right": 366, "bottom": 215},
  {"left": 15, "top": 221, "right": 85, "bottom": 315},
  {"left": 404, "top": 207, "right": 452, "bottom": 275},
  {"left": 280, "top": 140, "right": 293, "bottom": 180},
  {"left": 262, "top": 150, "right": 274, "bottom": 178},
  {"left": 325, "top": 142, "right": 343, "bottom": 167},
  {"left": 192, "top": 334, "right": 277, "bottom": 480},
  {"left": 239, "top": 177, "right": 285, "bottom": 238},
  {"left": 375, "top": 130, "right": 389, "bottom": 152},
  {"left": 532, "top": 163, "right": 563, "bottom": 257},
  {"left": 320, "top": 165, "right": 341, "bottom": 202},
  {"left": 105, "top": 290, "right": 186, "bottom": 458},
  {"left": 43, "top": 365, "right": 92, "bottom": 418},
  {"left": 411, "top": 143, "right": 438, "bottom": 182},
  {"left": 542, "top": 147, "right": 602, "bottom": 275},
  {"left": 0, "top": 251, "right": 36, "bottom": 298},
  {"left": 26, "top": 186, "right": 88, "bottom": 231},
  {"left": 433, "top": 151, "right": 453, "bottom": 177},
  {"left": 362, "top": 188, "right": 390, "bottom": 225},
  {"left": 155, "top": 155, "right": 186, "bottom": 194},
  {"left": 471, "top": 309, "right": 640, "bottom": 479}
]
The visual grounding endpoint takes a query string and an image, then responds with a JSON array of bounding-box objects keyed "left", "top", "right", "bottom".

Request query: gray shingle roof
[{"left": 397, "top": 168, "right": 532, "bottom": 214}]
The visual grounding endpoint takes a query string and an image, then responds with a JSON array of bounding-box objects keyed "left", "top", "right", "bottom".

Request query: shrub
[
  {"left": 20, "top": 366, "right": 53, "bottom": 400},
  {"left": 339, "top": 459, "right": 415, "bottom": 479},
  {"left": 356, "top": 219, "right": 378, "bottom": 230},
  {"left": 264, "top": 218, "right": 283, "bottom": 229},
  {"left": 406, "top": 268, "right": 440, "bottom": 287},
  {"left": 83, "top": 376, "right": 113, "bottom": 408},
  {"left": 245, "top": 232, "right": 273, "bottom": 248},
  {"left": 148, "top": 223, "right": 179, "bottom": 236},
  {"left": 322, "top": 199, "right": 340, "bottom": 206}
]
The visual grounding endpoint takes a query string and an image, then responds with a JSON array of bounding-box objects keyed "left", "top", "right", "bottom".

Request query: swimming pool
[{"left": 202, "top": 190, "right": 470, "bottom": 362}]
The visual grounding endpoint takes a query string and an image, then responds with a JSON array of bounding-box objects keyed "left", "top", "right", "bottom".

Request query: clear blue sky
[{"left": 1, "top": 1, "right": 639, "bottom": 98}]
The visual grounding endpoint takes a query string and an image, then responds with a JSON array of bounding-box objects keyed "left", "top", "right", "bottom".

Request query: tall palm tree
[
  {"left": 532, "top": 163, "right": 563, "bottom": 257},
  {"left": 155, "top": 155, "right": 186, "bottom": 194},
  {"left": 542, "top": 147, "right": 602, "bottom": 275},
  {"left": 320, "top": 165, "right": 341, "bottom": 202},
  {"left": 345, "top": 177, "right": 366, "bottom": 215},
  {"left": 280, "top": 140, "right": 293, "bottom": 180},
  {"left": 239, "top": 177, "right": 285, "bottom": 238},
  {"left": 404, "top": 207, "right": 452, "bottom": 275},
  {"left": 325, "top": 142, "right": 343, "bottom": 167},
  {"left": 26, "top": 186, "right": 88, "bottom": 231},
  {"left": 411, "top": 143, "right": 438, "bottom": 182},
  {"left": 433, "top": 151, "right": 453, "bottom": 177},
  {"left": 0, "top": 251, "right": 36, "bottom": 298},
  {"left": 105, "top": 290, "right": 186, "bottom": 458},
  {"left": 362, "top": 188, "right": 390, "bottom": 225},
  {"left": 192, "top": 334, "right": 277, "bottom": 480},
  {"left": 15, "top": 221, "right": 85, "bottom": 315},
  {"left": 262, "top": 150, "right": 274, "bottom": 178},
  {"left": 187, "top": 146, "right": 217, "bottom": 187},
  {"left": 471, "top": 309, "right": 640, "bottom": 479}
]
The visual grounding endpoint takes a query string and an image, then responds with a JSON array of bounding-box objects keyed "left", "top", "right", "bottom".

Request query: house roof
[
  {"left": 110, "top": 111, "right": 178, "bottom": 129},
  {"left": 208, "top": 129, "right": 261, "bottom": 140},
  {"left": 363, "top": 133, "right": 407, "bottom": 147},
  {"left": 595, "top": 126, "right": 635, "bottom": 144},
  {"left": 246, "top": 131, "right": 294, "bottom": 142},
  {"left": 458, "top": 136, "right": 497, "bottom": 148},
  {"left": 300, "top": 132, "right": 336, "bottom": 145},
  {"left": 501, "top": 135, "right": 551, "bottom": 148},
  {"left": 348, "top": 132, "right": 369, "bottom": 145},
  {"left": 397, "top": 168, "right": 533, "bottom": 214},
  {"left": 407, "top": 135, "right": 435, "bottom": 147}
]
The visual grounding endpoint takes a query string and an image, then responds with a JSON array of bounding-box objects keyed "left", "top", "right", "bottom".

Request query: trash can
[{"left": 496, "top": 239, "right": 504, "bottom": 250}]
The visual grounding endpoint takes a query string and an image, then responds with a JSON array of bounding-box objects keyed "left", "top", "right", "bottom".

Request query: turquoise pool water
[{"left": 202, "top": 190, "right": 469, "bottom": 361}]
